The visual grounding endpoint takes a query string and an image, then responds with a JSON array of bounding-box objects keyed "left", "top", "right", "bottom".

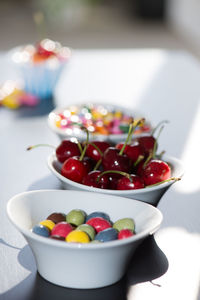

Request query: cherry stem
[
  {"left": 119, "top": 118, "right": 145, "bottom": 155},
  {"left": 143, "top": 151, "right": 153, "bottom": 169},
  {"left": 145, "top": 177, "right": 181, "bottom": 188},
  {"left": 153, "top": 124, "right": 165, "bottom": 158},
  {"left": 151, "top": 120, "right": 169, "bottom": 136},
  {"left": 26, "top": 144, "right": 56, "bottom": 151},
  {"left": 156, "top": 150, "right": 166, "bottom": 160},
  {"left": 142, "top": 124, "right": 166, "bottom": 169},
  {"left": 77, "top": 142, "right": 83, "bottom": 154},
  {"left": 79, "top": 127, "right": 89, "bottom": 161},
  {"left": 97, "top": 170, "right": 131, "bottom": 183},
  {"left": 133, "top": 155, "right": 144, "bottom": 167},
  {"left": 93, "top": 159, "right": 102, "bottom": 171}
]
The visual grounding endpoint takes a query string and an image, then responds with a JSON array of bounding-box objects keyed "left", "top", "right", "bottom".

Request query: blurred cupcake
[{"left": 11, "top": 39, "right": 71, "bottom": 100}]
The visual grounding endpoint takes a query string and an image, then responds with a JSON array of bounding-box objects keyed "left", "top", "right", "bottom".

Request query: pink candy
[{"left": 86, "top": 217, "right": 112, "bottom": 233}]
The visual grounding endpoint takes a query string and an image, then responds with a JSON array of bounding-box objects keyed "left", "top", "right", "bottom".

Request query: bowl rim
[
  {"left": 47, "top": 102, "right": 152, "bottom": 140},
  {"left": 7, "top": 189, "right": 163, "bottom": 250},
  {"left": 47, "top": 152, "right": 184, "bottom": 195}
]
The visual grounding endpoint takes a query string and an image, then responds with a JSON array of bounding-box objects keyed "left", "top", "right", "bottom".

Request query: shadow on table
[
  {"left": 1, "top": 235, "right": 168, "bottom": 300},
  {"left": 14, "top": 96, "right": 55, "bottom": 118},
  {"left": 27, "top": 175, "right": 63, "bottom": 191}
]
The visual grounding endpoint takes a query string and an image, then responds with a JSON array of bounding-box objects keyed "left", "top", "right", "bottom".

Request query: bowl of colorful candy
[
  {"left": 47, "top": 102, "right": 151, "bottom": 143},
  {"left": 7, "top": 189, "right": 163, "bottom": 288},
  {"left": 10, "top": 38, "right": 71, "bottom": 100}
]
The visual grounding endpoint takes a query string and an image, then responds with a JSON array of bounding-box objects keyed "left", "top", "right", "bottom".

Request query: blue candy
[
  {"left": 86, "top": 211, "right": 111, "bottom": 223},
  {"left": 95, "top": 228, "right": 118, "bottom": 242},
  {"left": 32, "top": 224, "right": 50, "bottom": 237}
]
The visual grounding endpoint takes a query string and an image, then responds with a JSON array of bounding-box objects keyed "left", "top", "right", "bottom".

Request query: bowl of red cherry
[
  {"left": 47, "top": 102, "right": 151, "bottom": 143},
  {"left": 28, "top": 119, "right": 184, "bottom": 206}
]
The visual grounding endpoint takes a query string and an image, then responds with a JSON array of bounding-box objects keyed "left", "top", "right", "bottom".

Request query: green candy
[
  {"left": 90, "top": 240, "right": 102, "bottom": 244},
  {"left": 113, "top": 218, "right": 135, "bottom": 232},
  {"left": 119, "top": 123, "right": 130, "bottom": 133},
  {"left": 76, "top": 224, "right": 96, "bottom": 241},
  {"left": 66, "top": 209, "right": 86, "bottom": 226}
]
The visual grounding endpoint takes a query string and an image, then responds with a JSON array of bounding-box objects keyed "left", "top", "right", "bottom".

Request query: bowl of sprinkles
[{"left": 48, "top": 103, "right": 151, "bottom": 142}]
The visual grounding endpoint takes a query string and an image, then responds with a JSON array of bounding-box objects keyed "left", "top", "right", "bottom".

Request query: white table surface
[{"left": 1, "top": 48, "right": 200, "bottom": 300}]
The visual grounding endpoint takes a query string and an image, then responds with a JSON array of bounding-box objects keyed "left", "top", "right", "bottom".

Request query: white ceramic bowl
[
  {"left": 7, "top": 190, "right": 162, "bottom": 289},
  {"left": 47, "top": 153, "right": 184, "bottom": 206},
  {"left": 47, "top": 102, "right": 151, "bottom": 143}
]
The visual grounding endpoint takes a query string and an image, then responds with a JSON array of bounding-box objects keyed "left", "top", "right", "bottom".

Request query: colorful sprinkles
[{"left": 49, "top": 104, "right": 151, "bottom": 136}]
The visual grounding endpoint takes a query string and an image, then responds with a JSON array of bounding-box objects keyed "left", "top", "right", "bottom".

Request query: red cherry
[
  {"left": 117, "top": 174, "right": 145, "bottom": 190},
  {"left": 118, "top": 229, "right": 134, "bottom": 240},
  {"left": 61, "top": 156, "right": 88, "bottom": 183},
  {"left": 142, "top": 159, "right": 171, "bottom": 186},
  {"left": 115, "top": 143, "right": 130, "bottom": 152},
  {"left": 125, "top": 141, "right": 144, "bottom": 163},
  {"left": 137, "top": 135, "right": 156, "bottom": 156},
  {"left": 102, "top": 147, "right": 131, "bottom": 173},
  {"left": 82, "top": 156, "right": 96, "bottom": 173},
  {"left": 82, "top": 170, "right": 109, "bottom": 189},
  {"left": 86, "top": 141, "right": 110, "bottom": 161},
  {"left": 86, "top": 217, "right": 111, "bottom": 233},
  {"left": 56, "top": 140, "right": 81, "bottom": 163},
  {"left": 108, "top": 174, "right": 123, "bottom": 190},
  {"left": 134, "top": 159, "right": 146, "bottom": 176}
]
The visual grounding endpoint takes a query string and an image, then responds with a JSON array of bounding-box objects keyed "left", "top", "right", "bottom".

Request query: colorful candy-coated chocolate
[
  {"left": 113, "top": 218, "right": 135, "bottom": 232},
  {"left": 47, "top": 212, "right": 66, "bottom": 224},
  {"left": 95, "top": 228, "right": 118, "bottom": 242},
  {"left": 76, "top": 224, "right": 95, "bottom": 241},
  {"left": 118, "top": 229, "right": 134, "bottom": 240},
  {"left": 66, "top": 230, "right": 90, "bottom": 243},
  {"left": 66, "top": 209, "right": 86, "bottom": 226},
  {"left": 39, "top": 220, "right": 55, "bottom": 231},
  {"left": 51, "top": 222, "right": 73, "bottom": 238},
  {"left": 52, "top": 104, "right": 151, "bottom": 136},
  {"left": 85, "top": 211, "right": 111, "bottom": 223},
  {"left": 31, "top": 209, "right": 136, "bottom": 244},
  {"left": 86, "top": 217, "right": 112, "bottom": 233},
  {"left": 32, "top": 224, "right": 50, "bottom": 237}
]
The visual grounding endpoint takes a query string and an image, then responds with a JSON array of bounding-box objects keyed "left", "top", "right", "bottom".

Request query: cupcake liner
[{"left": 19, "top": 60, "right": 66, "bottom": 100}]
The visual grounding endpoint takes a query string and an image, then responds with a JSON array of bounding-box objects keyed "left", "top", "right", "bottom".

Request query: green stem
[
  {"left": 133, "top": 155, "right": 144, "bottom": 167},
  {"left": 77, "top": 142, "right": 83, "bottom": 154},
  {"left": 93, "top": 159, "right": 102, "bottom": 171},
  {"left": 142, "top": 152, "right": 153, "bottom": 169},
  {"left": 156, "top": 150, "right": 166, "bottom": 160},
  {"left": 151, "top": 120, "right": 169, "bottom": 136},
  {"left": 97, "top": 170, "right": 130, "bottom": 183},
  {"left": 119, "top": 118, "right": 145, "bottom": 155},
  {"left": 152, "top": 124, "right": 165, "bottom": 159},
  {"left": 145, "top": 177, "right": 181, "bottom": 188},
  {"left": 79, "top": 127, "right": 89, "bottom": 161},
  {"left": 26, "top": 144, "right": 55, "bottom": 151}
]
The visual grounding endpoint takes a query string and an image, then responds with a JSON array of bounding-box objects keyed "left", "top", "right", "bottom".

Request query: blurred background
[{"left": 0, "top": 0, "right": 200, "bottom": 58}]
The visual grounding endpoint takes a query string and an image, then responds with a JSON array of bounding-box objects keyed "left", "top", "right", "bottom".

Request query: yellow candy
[
  {"left": 66, "top": 230, "right": 90, "bottom": 243},
  {"left": 92, "top": 110, "right": 102, "bottom": 120},
  {"left": 2, "top": 95, "right": 20, "bottom": 109},
  {"left": 114, "top": 111, "right": 122, "bottom": 119},
  {"left": 40, "top": 220, "right": 55, "bottom": 231}
]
